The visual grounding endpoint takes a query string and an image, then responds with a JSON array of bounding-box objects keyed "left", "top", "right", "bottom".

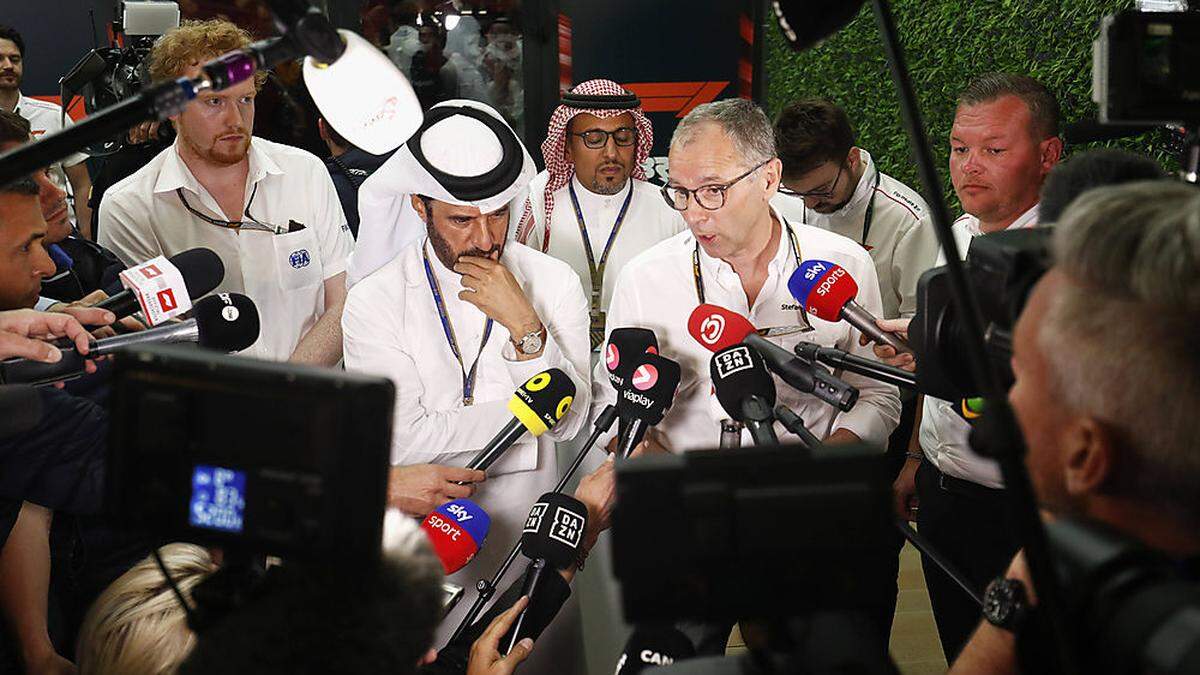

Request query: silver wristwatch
[{"left": 513, "top": 326, "right": 545, "bottom": 355}]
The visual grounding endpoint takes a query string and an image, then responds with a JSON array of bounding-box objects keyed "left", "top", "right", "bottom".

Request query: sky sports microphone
[
  {"left": 615, "top": 352, "right": 682, "bottom": 458},
  {"left": 503, "top": 491, "right": 589, "bottom": 655},
  {"left": 614, "top": 625, "right": 697, "bottom": 674},
  {"left": 420, "top": 499, "right": 490, "bottom": 574},
  {"left": 687, "top": 304, "right": 858, "bottom": 412},
  {"left": 0, "top": 293, "right": 260, "bottom": 385},
  {"left": 464, "top": 369, "right": 576, "bottom": 473},
  {"left": 787, "top": 260, "right": 912, "bottom": 354},
  {"left": 710, "top": 344, "right": 778, "bottom": 445},
  {"left": 97, "top": 247, "right": 225, "bottom": 321}
]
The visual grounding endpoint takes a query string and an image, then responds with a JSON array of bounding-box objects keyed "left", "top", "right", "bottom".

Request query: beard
[
  {"left": 0, "top": 70, "right": 19, "bottom": 91},
  {"left": 587, "top": 162, "right": 630, "bottom": 196},
  {"left": 426, "top": 214, "right": 503, "bottom": 271},
  {"left": 204, "top": 133, "right": 252, "bottom": 166}
]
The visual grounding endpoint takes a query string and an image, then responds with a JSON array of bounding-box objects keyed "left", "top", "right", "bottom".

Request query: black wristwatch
[{"left": 982, "top": 577, "right": 1029, "bottom": 631}]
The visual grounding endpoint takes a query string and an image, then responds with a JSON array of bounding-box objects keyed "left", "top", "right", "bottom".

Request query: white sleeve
[
  {"left": 310, "top": 161, "right": 353, "bottom": 280},
  {"left": 342, "top": 281, "right": 514, "bottom": 465},
  {"left": 891, "top": 215, "right": 940, "bottom": 318},
  {"left": 97, "top": 193, "right": 162, "bottom": 266}
]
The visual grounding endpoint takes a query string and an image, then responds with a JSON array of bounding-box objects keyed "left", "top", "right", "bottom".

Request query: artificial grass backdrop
[{"left": 763, "top": 0, "right": 1176, "bottom": 210}]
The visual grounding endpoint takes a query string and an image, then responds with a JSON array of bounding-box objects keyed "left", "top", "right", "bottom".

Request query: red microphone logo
[
  {"left": 139, "top": 264, "right": 163, "bottom": 279},
  {"left": 606, "top": 343, "right": 620, "bottom": 371},
  {"left": 699, "top": 313, "right": 726, "bottom": 346},
  {"left": 631, "top": 363, "right": 659, "bottom": 391},
  {"left": 156, "top": 288, "right": 178, "bottom": 313}
]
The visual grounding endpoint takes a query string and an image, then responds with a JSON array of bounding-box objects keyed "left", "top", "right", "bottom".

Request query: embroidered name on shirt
[
  {"left": 780, "top": 302, "right": 803, "bottom": 311},
  {"left": 289, "top": 249, "right": 311, "bottom": 269}
]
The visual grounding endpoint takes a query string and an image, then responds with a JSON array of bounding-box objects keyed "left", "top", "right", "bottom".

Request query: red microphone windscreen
[
  {"left": 421, "top": 506, "right": 484, "bottom": 574},
  {"left": 687, "top": 304, "right": 757, "bottom": 353},
  {"left": 789, "top": 262, "right": 859, "bottom": 322}
]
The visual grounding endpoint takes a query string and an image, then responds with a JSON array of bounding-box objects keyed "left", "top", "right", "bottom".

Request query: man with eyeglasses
[
  {"left": 771, "top": 99, "right": 939, "bottom": 321},
  {"left": 516, "top": 79, "right": 684, "bottom": 351},
  {"left": 97, "top": 20, "right": 353, "bottom": 365}
]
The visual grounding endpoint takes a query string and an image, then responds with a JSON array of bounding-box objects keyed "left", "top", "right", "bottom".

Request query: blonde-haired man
[{"left": 99, "top": 19, "right": 353, "bottom": 364}]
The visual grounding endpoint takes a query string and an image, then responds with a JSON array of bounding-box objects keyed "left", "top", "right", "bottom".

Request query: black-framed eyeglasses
[
  {"left": 570, "top": 127, "right": 637, "bottom": 149},
  {"left": 661, "top": 159, "right": 771, "bottom": 211},
  {"left": 175, "top": 183, "right": 286, "bottom": 234},
  {"left": 777, "top": 161, "right": 845, "bottom": 200}
]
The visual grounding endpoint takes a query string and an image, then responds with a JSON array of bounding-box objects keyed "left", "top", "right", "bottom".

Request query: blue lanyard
[
  {"left": 568, "top": 180, "right": 634, "bottom": 310},
  {"left": 422, "top": 246, "right": 494, "bottom": 406}
]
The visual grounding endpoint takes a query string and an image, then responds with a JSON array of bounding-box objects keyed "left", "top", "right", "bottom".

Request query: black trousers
[{"left": 914, "top": 460, "right": 1019, "bottom": 663}]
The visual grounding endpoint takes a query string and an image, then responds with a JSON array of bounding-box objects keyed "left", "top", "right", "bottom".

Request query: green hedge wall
[{"left": 763, "top": 0, "right": 1172, "bottom": 211}]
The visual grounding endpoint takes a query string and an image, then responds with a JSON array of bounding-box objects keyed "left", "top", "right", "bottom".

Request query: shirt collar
[
  {"left": 570, "top": 173, "right": 632, "bottom": 216},
  {"left": 962, "top": 202, "right": 1040, "bottom": 236},
  {"left": 828, "top": 148, "right": 878, "bottom": 218},
  {"left": 153, "top": 138, "right": 283, "bottom": 195},
  {"left": 697, "top": 208, "right": 794, "bottom": 289}
]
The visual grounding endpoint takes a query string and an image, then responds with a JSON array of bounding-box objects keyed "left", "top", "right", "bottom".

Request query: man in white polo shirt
[
  {"left": 98, "top": 19, "right": 352, "bottom": 364},
  {"left": 0, "top": 24, "right": 94, "bottom": 239}
]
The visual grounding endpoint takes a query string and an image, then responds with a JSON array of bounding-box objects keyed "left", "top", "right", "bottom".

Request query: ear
[
  {"left": 762, "top": 157, "right": 783, "bottom": 199},
  {"left": 417, "top": 649, "right": 437, "bottom": 666},
  {"left": 317, "top": 118, "right": 330, "bottom": 141},
  {"left": 1040, "top": 136, "right": 1064, "bottom": 175},
  {"left": 847, "top": 146, "right": 862, "bottom": 169},
  {"left": 411, "top": 194, "right": 429, "bottom": 220},
  {"left": 1062, "top": 416, "right": 1113, "bottom": 497}
]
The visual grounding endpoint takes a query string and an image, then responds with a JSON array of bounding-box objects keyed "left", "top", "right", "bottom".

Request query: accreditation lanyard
[
  {"left": 692, "top": 222, "right": 804, "bottom": 304},
  {"left": 422, "top": 247, "right": 494, "bottom": 406},
  {"left": 803, "top": 169, "right": 882, "bottom": 248},
  {"left": 570, "top": 181, "right": 634, "bottom": 348}
]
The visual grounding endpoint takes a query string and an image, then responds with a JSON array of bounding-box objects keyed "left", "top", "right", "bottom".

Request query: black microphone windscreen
[
  {"left": 519, "top": 492, "right": 588, "bottom": 569},
  {"left": 771, "top": 0, "right": 866, "bottom": 52},
  {"left": 605, "top": 327, "right": 659, "bottom": 388},
  {"left": 616, "top": 625, "right": 696, "bottom": 674},
  {"left": 710, "top": 344, "right": 776, "bottom": 421},
  {"left": 171, "top": 248, "right": 226, "bottom": 299},
  {"left": 616, "top": 352, "right": 681, "bottom": 425},
  {"left": 193, "top": 293, "right": 260, "bottom": 352}
]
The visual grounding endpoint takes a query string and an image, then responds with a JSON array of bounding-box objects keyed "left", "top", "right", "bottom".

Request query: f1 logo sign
[
  {"left": 156, "top": 288, "right": 178, "bottom": 313},
  {"left": 605, "top": 343, "right": 619, "bottom": 371},
  {"left": 699, "top": 313, "right": 725, "bottom": 346},
  {"left": 140, "top": 264, "right": 163, "bottom": 279},
  {"left": 631, "top": 363, "right": 659, "bottom": 391}
]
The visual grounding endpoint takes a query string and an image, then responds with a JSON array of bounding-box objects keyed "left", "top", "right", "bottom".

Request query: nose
[
  {"left": 39, "top": 175, "right": 65, "bottom": 207},
  {"left": 468, "top": 219, "right": 497, "bottom": 253},
  {"left": 960, "top": 150, "right": 983, "bottom": 175},
  {"left": 681, "top": 197, "right": 709, "bottom": 228},
  {"left": 33, "top": 242, "right": 55, "bottom": 278},
  {"left": 600, "top": 136, "right": 619, "bottom": 160}
]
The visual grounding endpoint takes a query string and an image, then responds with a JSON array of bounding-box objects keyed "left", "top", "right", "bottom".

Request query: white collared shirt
[
  {"left": 771, "top": 150, "right": 940, "bottom": 319},
  {"left": 341, "top": 236, "right": 590, "bottom": 642},
  {"left": 98, "top": 138, "right": 353, "bottom": 361},
  {"left": 520, "top": 172, "right": 686, "bottom": 314},
  {"left": 591, "top": 210, "right": 902, "bottom": 452},
  {"left": 9, "top": 94, "right": 88, "bottom": 227},
  {"left": 919, "top": 203, "right": 1040, "bottom": 488}
]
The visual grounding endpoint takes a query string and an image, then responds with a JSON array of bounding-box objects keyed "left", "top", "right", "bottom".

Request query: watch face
[{"left": 984, "top": 578, "right": 1020, "bottom": 628}]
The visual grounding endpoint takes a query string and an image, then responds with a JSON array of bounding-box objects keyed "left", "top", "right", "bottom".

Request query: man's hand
[
  {"left": 127, "top": 121, "right": 163, "bottom": 145},
  {"left": 825, "top": 428, "right": 861, "bottom": 445},
  {"left": 50, "top": 290, "right": 146, "bottom": 338},
  {"left": 388, "top": 464, "right": 487, "bottom": 517},
  {"left": 0, "top": 308, "right": 112, "bottom": 361},
  {"left": 574, "top": 455, "right": 618, "bottom": 555},
  {"left": 454, "top": 257, "right": 542, "bottom": 340},
  {"left": 860, "top": 318, "right": 915, "bottom": 372},
  {"left": 467, "top": 596, "right": 535, "bottom": 675},
  {"left": 894, "top": 456, "right": 920, "bottom": 521}
]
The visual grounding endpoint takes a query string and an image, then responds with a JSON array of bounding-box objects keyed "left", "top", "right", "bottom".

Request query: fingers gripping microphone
[
  {"left": 687, "top": 305, "right": 858, "bottom": 412},
  {"left": 787, "top": 261, "right": 912, "bottom": 354},
  {"left": 97, "top": 248, "right": 225, "bottom": 320},
  {"left": 615, "top": 625, "right": 697, "bottom": 674},
  {"left": 420, "top": 499, "right": 491, "bottom": 574},
  {"left": 504, "top": 492, "right": 589, "bottom": 654},
  {"left": 465, "top": 369, "right": 576, "bottom": 472},
  {"left": 0, "top": 293, "right": 260, "bottom": 385},
  {"left": 710, "top": 345, "right": 779, "bottom": 446},
  {"left": 616, "top": 353, "right": 682, "bottom": 458}
]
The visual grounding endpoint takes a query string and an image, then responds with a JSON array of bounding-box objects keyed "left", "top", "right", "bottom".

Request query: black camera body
[{"left": 1095, "top": 10, "right": 1200, "bottom": 126}]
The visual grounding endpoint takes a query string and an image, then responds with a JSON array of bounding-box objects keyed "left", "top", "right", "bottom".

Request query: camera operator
[{"left": 949, "top": 179, "right": 1200, "bottom": 673}]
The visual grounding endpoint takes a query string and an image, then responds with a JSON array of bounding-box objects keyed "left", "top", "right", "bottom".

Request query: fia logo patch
[{"left": 289, "top": 249, "right": 311, "bottom": 269}]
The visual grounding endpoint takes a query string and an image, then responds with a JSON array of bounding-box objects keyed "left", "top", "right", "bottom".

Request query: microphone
[
  {"left": 615, "top": 625, "right": 697, "bottom": 674},
  {"left": 504, "top": 492, "right": 589, "bottom": 655},
  {"left": 464, "top": 368, "right": 576, "bottom": 472},
  {"left": 615, "top": 352, "right": 682, "bottom": 458},
  {"left": 773, "top": 404, "right": 822, "bottom": 451},
  {"left": 420, "top": 499, "right": 491, "bottom": 574},
  {"left": 97, "top": 248, "right": 225, "bottom": 321},
  {"left": 787, "top": 261, "right": 913, "bottom": 354},
  {"left": 0, "top": 293, "right": 260, "bottom": 385},
  {"left": 793, "top": 341, "right": 917, "bottom": 389},
  {"left": 771, "top": 0, "right": 866, "bottom": 52},
  {"left": 605, "top": 328, "right": 659, "bottom": 450},
  {"left": 710, "top": 344, "right": 779, "bottom": 446},
  {"left": 687, "top": 304, "right": 859, "bottom": 412}
]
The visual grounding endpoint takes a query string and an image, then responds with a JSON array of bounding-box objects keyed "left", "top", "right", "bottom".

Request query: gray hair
[
  {"left": 670, "top": 98, "right": 776, "bottom": 167},
  {"left": 1041, "top": 180, "right": 1200, "bottom": 526}
]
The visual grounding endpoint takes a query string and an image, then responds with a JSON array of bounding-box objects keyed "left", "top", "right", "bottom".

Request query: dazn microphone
[
  {"left": 787, "top": 260, "right": 912, "bottom": 354},
  {"left": 615, "top": 352, "right": 681, "bottom": 458},
  {"left": 615, "top": 625, "right": 697, "bottom": 674},
  {"left": 0, "top": 293, "right": 260, "bottom": 385},
  {"left": 420, "top": 499, "right": 490, "bottom": 574},
  {"left": 687, "top": 304, "right": 858, "bottom": 412},
  {"left": 97, "top": 247, "right": 225, "bottom": 320},
  {"left": 710, "top": 344, "right": 778, "bottom": 446},
  {"left": 464, "top": 368, "right": 575, "bottom": 473}
]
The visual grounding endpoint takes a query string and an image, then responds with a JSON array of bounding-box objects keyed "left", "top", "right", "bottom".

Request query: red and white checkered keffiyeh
[{"left": 515, "top": 79, "right": 654, "bottom": 251}]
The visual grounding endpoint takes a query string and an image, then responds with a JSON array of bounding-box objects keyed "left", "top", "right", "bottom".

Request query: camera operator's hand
[
  {"left": 860, "top": 318, "right": 915, "bottom": 372},
  {"left": 388, "top": 464, "right": 487, "bottom": 517},
  {"left": 467, "top": 596, "right": 534, "bottom": 675}
]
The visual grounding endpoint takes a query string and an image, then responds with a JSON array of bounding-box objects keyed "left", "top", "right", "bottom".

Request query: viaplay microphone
[
  {"left": 710, "top": 344, "right": 779, "bottom": 446},
  {"left": 465, "top": 369, "right": 576, "bottom": 472},
  {"left": 605, "top": 327, "right": 659, "bottom": 391},
  {"left": 688, "top": 304, "right": 858, "bottom": 412},
  {"left": 615, "top": 352, "right": 682, "bottom": 458},
  {"left": 97, "top": 247, "right": 225, "bottom": 320},
  {"left": 420, "top": 499, "right": 490, "bottom": 574},
  {"left": 615, "top": 625, "right": 697, "bottom": 674},
  {"left": 787, "top": 260, "right": 912, "bottom": 354},
  {"left": 503, "top": 492, "right": 589, "bottom": 655},
  {"left": 0, "top": 293, "right": 260, "bottom": 385}
]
